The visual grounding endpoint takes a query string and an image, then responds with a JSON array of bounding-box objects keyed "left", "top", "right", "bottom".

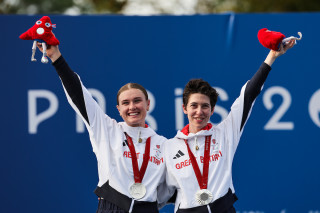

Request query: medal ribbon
[
  {"left": 184, "top": 136, "right": 211, "bottom": 189},
  {"left": 124, "top": 132, "right": 151, "bottom": 183}
]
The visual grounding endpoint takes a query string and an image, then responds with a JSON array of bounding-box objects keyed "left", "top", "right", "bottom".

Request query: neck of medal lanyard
[
  {"left": 125, "top": 132, "right": 151, "bottom": 183},
  {"left": 184, "top": 135, "right": 211, "bottom": 189}
]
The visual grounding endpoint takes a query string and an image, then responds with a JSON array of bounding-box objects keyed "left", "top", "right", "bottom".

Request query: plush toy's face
[
  {"left": 19, "top": 16, "right": 59, "bottom": 46},
  {"left": 34, "top": 16, "right": 55, "bottom": 37}
]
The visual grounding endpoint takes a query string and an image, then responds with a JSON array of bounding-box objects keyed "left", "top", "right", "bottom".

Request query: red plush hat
[
  {"left": 258, "top": 28, "right": 302, "bottom": 51},
  {"left": 19, "top": 16, "right": 59, "bottom": 63},
  {"left": 20, "top": 16, "right": 59, "bottom": 45},
  {"left": 257, "top": 28, "right": 286, "bottom": 51}
]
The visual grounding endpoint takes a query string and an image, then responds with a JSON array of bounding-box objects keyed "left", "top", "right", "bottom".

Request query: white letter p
[{"left": 28, "top": 90, "right": 58, "bottom": 134}]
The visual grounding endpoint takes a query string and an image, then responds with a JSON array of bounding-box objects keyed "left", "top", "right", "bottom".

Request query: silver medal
[
  {"left": 129, "top": 183, "right": 146, "bottom": 199},
  {"left": 195, "top": 189, "right": 213, "bottom": 205}
]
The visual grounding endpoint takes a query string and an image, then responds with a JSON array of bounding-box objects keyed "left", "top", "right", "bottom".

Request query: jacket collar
[
  {"left": 120, "top": 122, "right": 156, "bottom": 143},
  {"left": 176, "top": 123, "right": 213, "bottom": 140}
]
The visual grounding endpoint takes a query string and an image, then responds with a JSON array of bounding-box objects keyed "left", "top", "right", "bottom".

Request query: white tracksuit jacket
[
  {"left": 163, "top": 62, "right": 272, "bottom": 212},
  {"left": 53, "top": 56, "right": 167, "bottom": 208}
]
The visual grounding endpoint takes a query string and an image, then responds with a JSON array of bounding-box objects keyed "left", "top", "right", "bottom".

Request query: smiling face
[
  {"left": 117, "top": 88, "right": 150, "bottom": 127},
  {"left": 183, "top": 93, "right": 214, "bottom": 134}
]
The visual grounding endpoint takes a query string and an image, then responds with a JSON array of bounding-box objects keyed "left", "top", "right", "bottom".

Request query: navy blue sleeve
[
  {"left": 240, "top": 62, "right": 272, "bottom": 131},
  {"left": 52, "top": 56, "right": 90, "bottom": 124}
]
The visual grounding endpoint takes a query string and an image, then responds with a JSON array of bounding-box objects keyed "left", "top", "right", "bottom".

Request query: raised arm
[
  {"left": 240, "top": 40, "right": 296, "bottom": 131},
  {"left": 264, "top": 39, "right": 296, "bottom": 66},
  {"left": 37, "top": 44, "right": 89, "bottom": 124}
]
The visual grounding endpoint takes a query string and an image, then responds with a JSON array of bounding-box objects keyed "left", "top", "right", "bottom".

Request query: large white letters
[
  {"left": 263, "top": 86, "right": 294, "bottom": 130},
  {"left": 308, "top": 89, "right": 320, "bottom": 128},
  {"left": 174, "top": 88, "right": 184, "bottom": 130},
  {"left": 28, "top": 86, "right": 320, "bottom": 134},
  {"left": 211, "top": 87, "right": 229, "bottom": 125},
  {"left": 28, "top": 90, "right": 58, "bottom": 134},
  {"left": 146, "top": 90, "right": 157, "bottom": 131}
]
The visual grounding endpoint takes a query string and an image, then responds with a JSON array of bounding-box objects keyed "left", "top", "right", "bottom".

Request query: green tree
[
  {"left": 233, "top": 0, "right": 320, "bottom": 12},
  {"left": 0, "top": 0, "right": 124, "bottom": 14},
  {"left": 1, "top": 0, "right": 319, "bottom": 14}
]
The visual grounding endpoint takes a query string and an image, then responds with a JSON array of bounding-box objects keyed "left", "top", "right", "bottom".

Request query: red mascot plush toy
[
  {"left": 258, "top": 28, "right": 302, "bottom": 51},
  {"left": 20, "top": 16, "right": 59, "bottom": 63}
]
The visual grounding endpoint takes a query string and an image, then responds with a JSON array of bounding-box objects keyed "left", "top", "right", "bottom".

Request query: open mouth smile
[{"left": 128, "top": 112, "right": 140, "bottom": 116}]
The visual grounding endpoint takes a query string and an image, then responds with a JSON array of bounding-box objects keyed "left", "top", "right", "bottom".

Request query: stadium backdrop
[{"left": 1, "top": 13, "right": 319, "bottom": 213}]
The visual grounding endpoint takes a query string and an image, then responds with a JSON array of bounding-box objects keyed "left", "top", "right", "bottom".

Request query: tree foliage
[
  {"left": 1, "top": 0, "right": 75, "bottom": 14},
  {"left": 233, "top": 0, "right": 320, "bottom": 12},
  {"left": 0, "top": 0, "right": 319, "bottom": 15}
]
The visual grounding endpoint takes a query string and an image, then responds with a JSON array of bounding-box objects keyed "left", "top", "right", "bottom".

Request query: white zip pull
[
  {"left": 195, "top": 136, "right": 199, "bottom": 151},
  {"left": 138, "top": 129, "right": 142, "bottom": 143}
]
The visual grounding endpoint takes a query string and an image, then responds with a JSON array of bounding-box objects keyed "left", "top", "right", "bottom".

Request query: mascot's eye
[
  {"left": 45, "top": 23, "right": 51, "bottom": 27},
  {"left": 36, "top": 21, "right": 42, "bottom": 25}
]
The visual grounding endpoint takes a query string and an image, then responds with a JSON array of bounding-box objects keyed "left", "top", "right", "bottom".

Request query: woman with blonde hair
[{"left": 37, "top": 43, "right": 167, "bottom": 213}]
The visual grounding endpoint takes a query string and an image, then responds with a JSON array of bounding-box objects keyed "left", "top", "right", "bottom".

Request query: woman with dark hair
[
  {"left": 37, "top": 43, "right": 167, "bottom": 213},
  {"left": 163, "top": 40, "right": 296, "bottom": 213}
]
